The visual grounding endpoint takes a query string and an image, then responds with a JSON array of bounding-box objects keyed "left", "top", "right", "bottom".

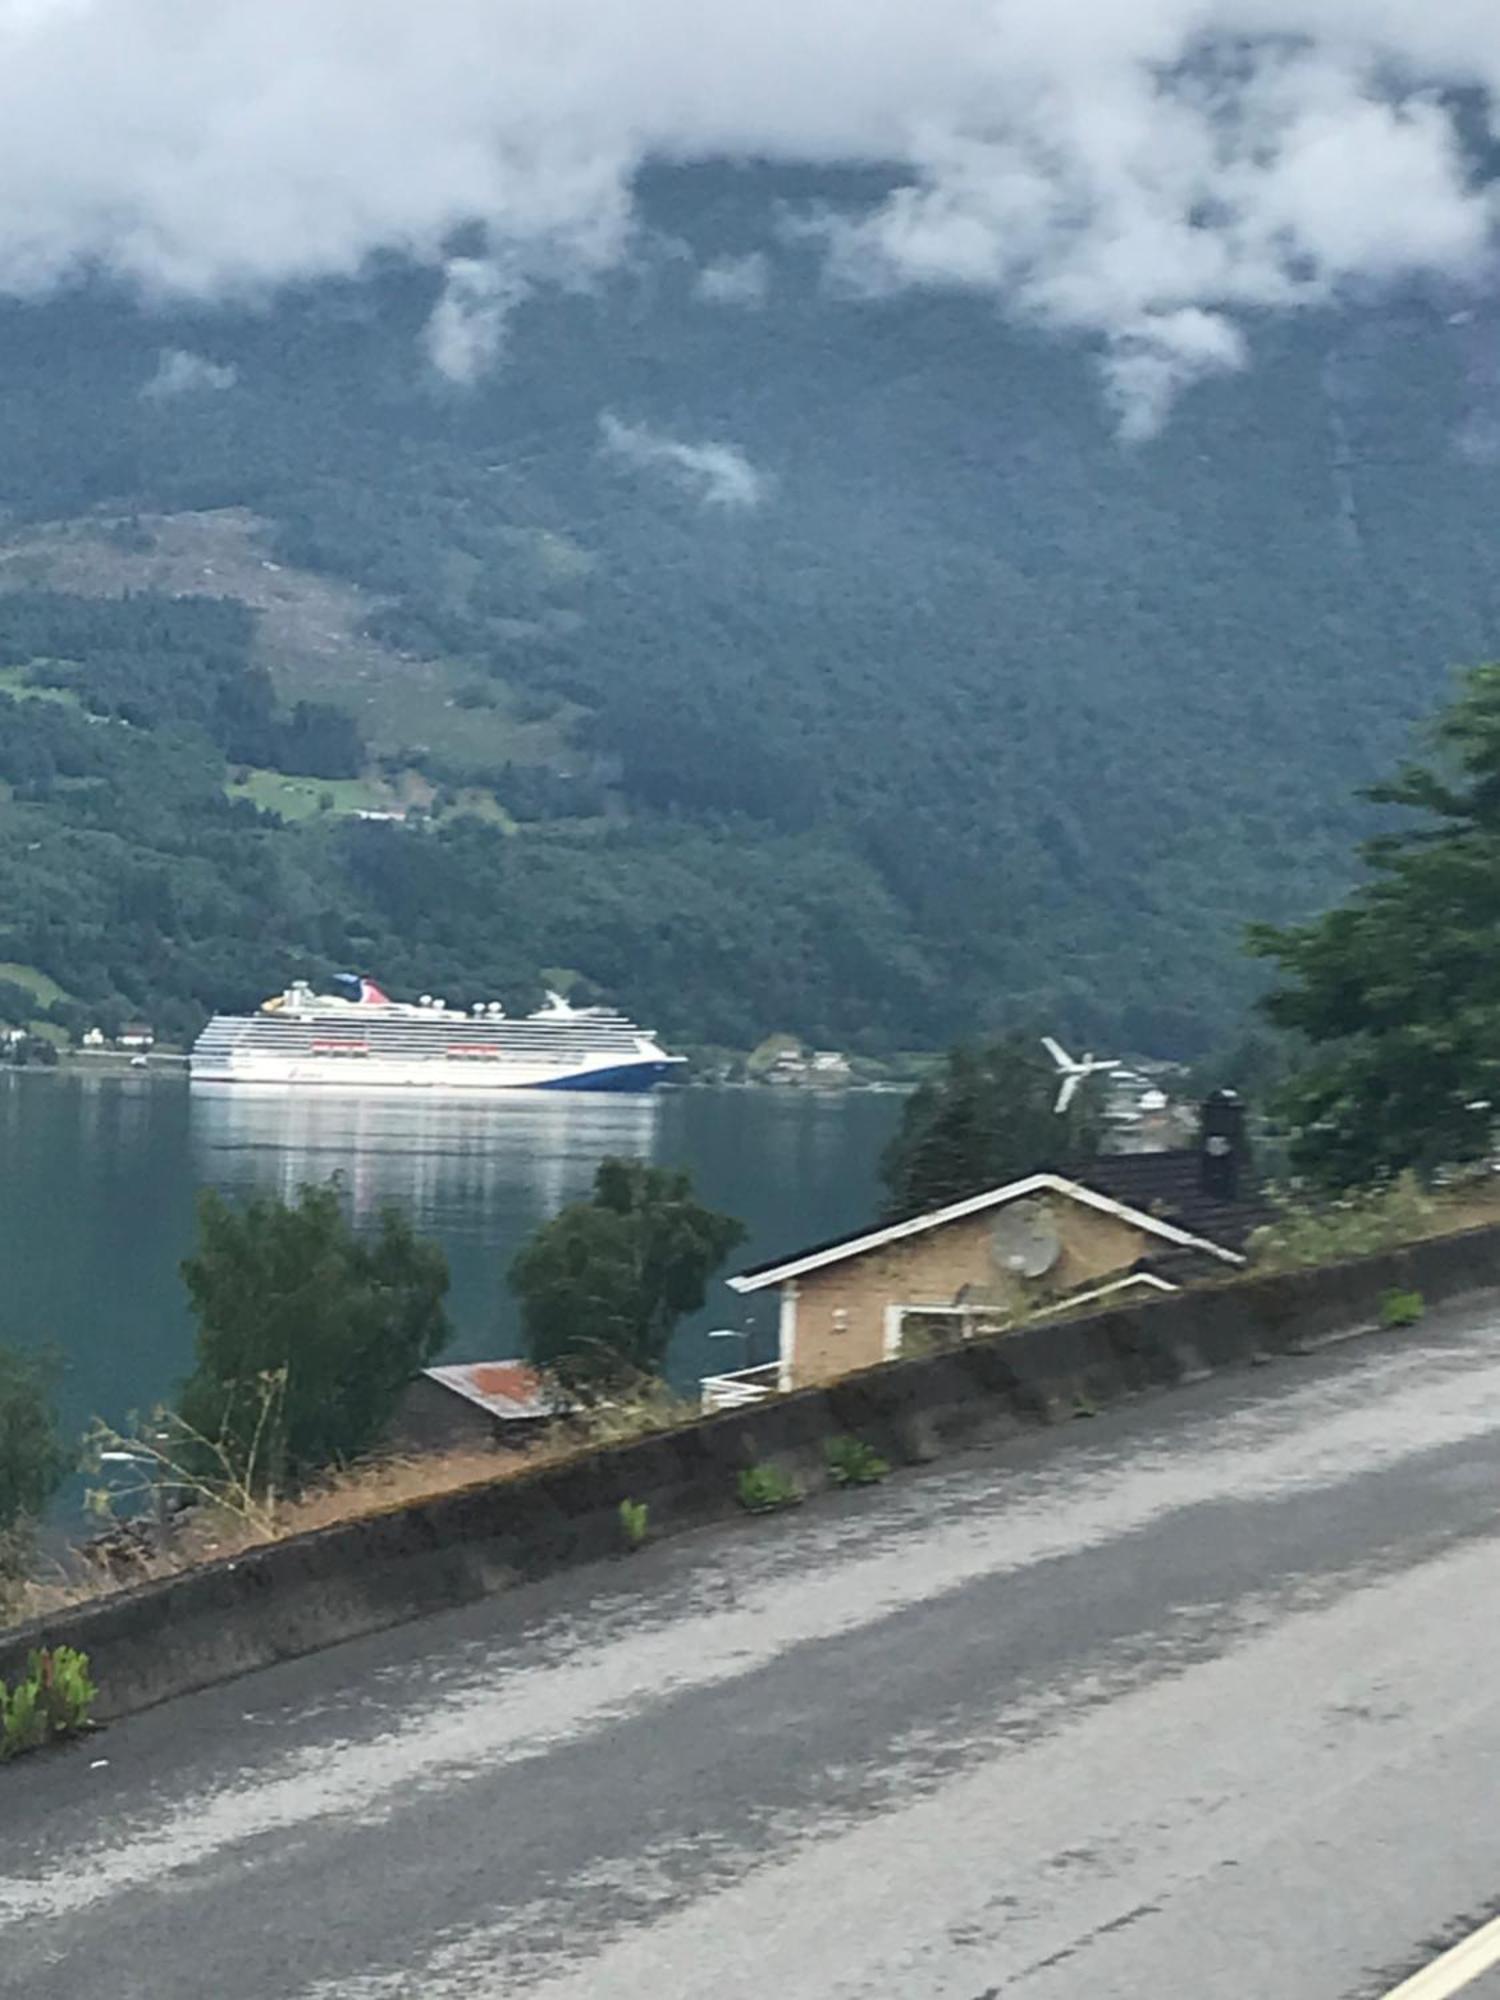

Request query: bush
[
  {"left": 178, "top": 1182, "right": 450, "bottom": 1486},
  {"left": 618, "top": 1498, "right": 649, "bottom": 1551},
  {"left": 573, "top": 1382, "right": 700, "bottom": 1444},
  {"left": 512, "top": 1159, "right": 744, "bottom": 1389},
  {"left": 0, "top": 1647, "right": 96, "bottom": 1761},
  {"left": 1379, "top": 1287, "right": 1425, "bottom": 1329},
  {"left": 881, "top": 1033, "right": 1104, "bottom": 1219},
  {"left": 1247, "top": 1174, "right": 1438, "bottom": 1273},
  {"left": 0, "top": 1344, "right": 69, "bottom": 1546},
  {"left": 83, "top": 1376, "right": 287, "bottom": 1544},
  {"left": 736, "top": 1463, "right": 802, "bottom": 1514},
  {"left": 823, "top": 1436, "right": 890, "bottom": 1487}
]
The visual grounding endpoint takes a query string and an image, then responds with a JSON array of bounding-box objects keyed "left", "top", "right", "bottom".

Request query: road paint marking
[{"left": 1383, "top": 1914, "right": 1500, "bottom": 1998}]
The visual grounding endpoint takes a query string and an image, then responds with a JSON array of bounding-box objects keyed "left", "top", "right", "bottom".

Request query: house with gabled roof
[{"left": 707, "top": 1095, "right": 1264, "bottom": 1407}]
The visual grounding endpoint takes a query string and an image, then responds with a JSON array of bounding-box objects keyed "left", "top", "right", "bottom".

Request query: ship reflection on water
[
  {"left": 189, "top": 1084, "right": 661, "bottom": 1238},
  {"left": 0, "top": 1070, "right": 894, "bottom": 1431}
]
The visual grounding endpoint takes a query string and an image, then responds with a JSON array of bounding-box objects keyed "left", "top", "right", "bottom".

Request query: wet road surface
[{"left": 9, "top": 1302, "right": 1500, "bottom": 1996}]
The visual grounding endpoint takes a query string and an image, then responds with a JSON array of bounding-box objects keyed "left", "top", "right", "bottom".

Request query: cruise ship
[{"left": 190, "top": 976, "right": 685, "bottom": 1092}]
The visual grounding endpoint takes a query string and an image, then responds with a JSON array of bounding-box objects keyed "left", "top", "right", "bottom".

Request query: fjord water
[{"left": 0, "top": 1070, "right": 899, "bottom": 1442}]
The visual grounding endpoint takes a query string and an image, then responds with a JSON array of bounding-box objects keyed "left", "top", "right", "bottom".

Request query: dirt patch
[{"left": 0, "top": 508, "right": 571, "bottom": 770}]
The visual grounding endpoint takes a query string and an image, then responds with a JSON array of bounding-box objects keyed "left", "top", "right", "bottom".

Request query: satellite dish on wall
[{"left": 990, "top": 1199, "right": 1062, "bottom": 1280}]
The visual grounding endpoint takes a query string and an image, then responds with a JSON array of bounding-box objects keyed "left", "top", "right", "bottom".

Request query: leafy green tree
[
  {"left": 511, "top": 1158, "right": 745, "bottom": 1388},
  {"left": 1253, "top": 664, "right": 1500, "bottom": 1187},
  {"left": 0, "top": 1344, "right": 68, "bottom": 1552},
  {"left": 881, "top": 1033, "right": 1105, "bottom": 1219},
  {"left": 179, "top": 1183, "right": 450, "bottom": 1482}
]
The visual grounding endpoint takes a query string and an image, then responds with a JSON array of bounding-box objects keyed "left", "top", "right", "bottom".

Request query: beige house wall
[{"left": 782, "top": 1197, "right": 1154, "bottom": 1389}]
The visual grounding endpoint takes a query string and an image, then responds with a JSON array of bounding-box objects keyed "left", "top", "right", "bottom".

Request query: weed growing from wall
[
  {"left": 0, "top": 1647, "right": 95, "bottom": 1762},
  {"left": 736, "top": 1464, "right": 802, "bottom": 1514}
]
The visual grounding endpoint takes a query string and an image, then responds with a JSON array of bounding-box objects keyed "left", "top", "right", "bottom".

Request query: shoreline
[{"left": 7, "top": 1057, "right": 908, "bottom": 1096}]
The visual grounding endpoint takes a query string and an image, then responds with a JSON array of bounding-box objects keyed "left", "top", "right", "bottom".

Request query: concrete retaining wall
[{"left": 7, "top": 1221, "right": 1500, "bottom": 1722}]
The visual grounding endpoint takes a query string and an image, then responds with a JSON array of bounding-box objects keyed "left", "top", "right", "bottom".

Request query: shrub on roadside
[
  {"left": 736, "top": 1464, "right": 802, "bottom": 1514},
  {"left": 83, "top": 1371, "right": 289, "bottom": 1544},
  {"left": 0, "top": 1647, "right": 96, "bottom": 1762},
  {"left": 1379, "top": 1287, "right": 1425, "bottom": 1329},
  {"left": 618, "top": 1498, "right": 649, "bottom": 1551},
  {"left": 571, "top": 1380, "right": 700, "bottom": 1445},
  {"left": 0, "top": 1344, "right": 70, "bottom": 1600},
  {"left": 1247, "top": 1174, "right": 1437, "bottom": 1274},
  {"left": 823, "top": 1436, "right": 890, "bottom": 1488}
]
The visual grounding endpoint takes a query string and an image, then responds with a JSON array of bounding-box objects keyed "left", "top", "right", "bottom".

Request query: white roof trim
[
  {"left": 1029, "top": 1270, "right": 1179, "bottom": 1315},
  {"left": 727, "top": 1171, "right": 1244, "bottom": 1294}
]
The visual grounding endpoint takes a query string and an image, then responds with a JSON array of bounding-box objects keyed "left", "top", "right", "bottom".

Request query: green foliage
[
  {"left": 736, "top": 1463, "right": 802, "bottom": 1513},
  {"left": 0, "top": 181, "right": 1491, "bottom": 1056},
  {"left": 83, "top": 1376, "right": 287, "bottom": 1541},
  {"left": 823, "top": 1436, "right": 891, "bottom": 1487},
  {"left": 881, "top": 1033, "right": 1104, "bottom": 1219},
  {"left": 618, "top": 1498, "right": 650, "bottom": 1551},
  {"left": 1255, "top": 665, "right": 1500, "bottom": 1186},
  {"left": 1379, "top": 1287, "right": 1426, "bottom": 1329},
  {"left": 0, "top": 1647, "right": 96, "bottom": 1762},
  {"left": 1247, "top": 1175, "right": 1437, "bottom": 1273},
  {"left": 0, "top": 1344, "right": 69, "bottom": 1538},
  {"left": 0, "top": 590, "right": 363, "bottom": 775},
  {"left": 573, "top": 1383, "right": 701, "bottom": 1445},
  {"left": 178, "top": 1183, "right": 450, "bottom": 1484},
  {"left": 511, "top": 1158, "right": 745, "bottom": 1388}
]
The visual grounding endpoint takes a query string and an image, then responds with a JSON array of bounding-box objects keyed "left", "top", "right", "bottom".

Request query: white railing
[{"left": 700, "top": 1361, "right": 781, "bottom": 1413}]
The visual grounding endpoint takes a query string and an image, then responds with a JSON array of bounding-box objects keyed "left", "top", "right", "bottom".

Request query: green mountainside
[{"left": 0, "top": 163, "right": 1496, "bottom": 1053}]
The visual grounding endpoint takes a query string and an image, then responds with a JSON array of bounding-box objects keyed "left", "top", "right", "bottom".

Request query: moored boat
[{"left": 190, "top": 976, "right": 683, "bottom": 1092}]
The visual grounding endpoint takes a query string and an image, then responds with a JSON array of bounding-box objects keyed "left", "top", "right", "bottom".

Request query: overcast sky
[{"left": 3, "top": 1, "right": 1500, "bottom": 427}]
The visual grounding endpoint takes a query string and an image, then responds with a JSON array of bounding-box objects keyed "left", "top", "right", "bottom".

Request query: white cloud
[
  {"left": 1100, "top": 312, "right": 1248, "bottom": 442},
  {"left": 140, "top": 347, "right": 237, "bottom": 399},
  {"left": 695, "top": 252, "right": 770, "bottom": 308},
  {"left": 599, "top": 414, "right": 769, "bottom": 508},
  {"left": 423, "top": 258, "right": 528, "bottom": 383},
  {"left": 2, "top": 3, "right": 1500, "bottom": 422}
]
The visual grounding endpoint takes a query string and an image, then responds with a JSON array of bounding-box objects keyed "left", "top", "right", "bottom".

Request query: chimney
[{"left": 1199, "top": 1089, "right": 1248, "bottom": 1202}]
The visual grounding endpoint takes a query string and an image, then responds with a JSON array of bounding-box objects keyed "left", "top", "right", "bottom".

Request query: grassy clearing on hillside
[
  {"left": 226, "top": 767, "right": 523, "bottom": 828},
  {"left": 452, "top": 787, "right": 516, "bottom": 829},
  {"left": 0, "top": 665, "right": 81, "bottom": 711},
  {"left": 0, "top": 963, "right": 73, "bottom": 1006},
  {"left": 226, "top": 769, "right": 394, "bottom": 820},
  {"left": 285, "top": 646, "right": 577, "bottom": 771},
  {"left": 0, "top": 509, "right": 580, "bottom": 772}
]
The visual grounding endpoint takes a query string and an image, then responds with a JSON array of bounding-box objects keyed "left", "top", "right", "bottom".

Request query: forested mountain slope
[{"left": 0, "top": 163, "right": 1495, "bottom": 1053}]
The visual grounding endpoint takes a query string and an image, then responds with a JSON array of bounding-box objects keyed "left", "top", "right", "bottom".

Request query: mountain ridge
[{"left": 0, "top": 165, "right": 1494, "bottom": 1054}]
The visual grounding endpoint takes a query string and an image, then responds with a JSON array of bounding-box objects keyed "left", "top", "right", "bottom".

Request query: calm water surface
[{"left": 0, "top": 1071, "right": 900, "bottom": 1438}]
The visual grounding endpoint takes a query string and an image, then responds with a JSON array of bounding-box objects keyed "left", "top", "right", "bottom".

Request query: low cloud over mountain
[
  {"left": 5, "top": 1, "right": 1500, "bottom": 424},
  {"left": 599, "top": 415, "right": 769, "bottom": 508}
]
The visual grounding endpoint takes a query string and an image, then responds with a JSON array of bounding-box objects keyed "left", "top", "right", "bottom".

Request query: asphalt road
[{"left": 10, "top": 1305, "right": 1500, "bottom": 1998}]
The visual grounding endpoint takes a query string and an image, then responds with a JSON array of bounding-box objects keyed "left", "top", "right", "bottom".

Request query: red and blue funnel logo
[{"left": 332, "top": 973, "right": 392, "bottom": 1006}]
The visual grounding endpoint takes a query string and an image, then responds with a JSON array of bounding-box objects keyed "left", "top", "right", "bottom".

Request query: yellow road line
[{"left": 1383, "top": 1914, "right": 1500, "bottom": 1999}]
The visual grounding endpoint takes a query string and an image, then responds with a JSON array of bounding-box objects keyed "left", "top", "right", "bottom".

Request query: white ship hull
[
  {"left": 190, "top": 1049, "right": 678, "bottom": 1092},
  {"left": 189, "top": 978, "right": 683, "bottom": 1094}
]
